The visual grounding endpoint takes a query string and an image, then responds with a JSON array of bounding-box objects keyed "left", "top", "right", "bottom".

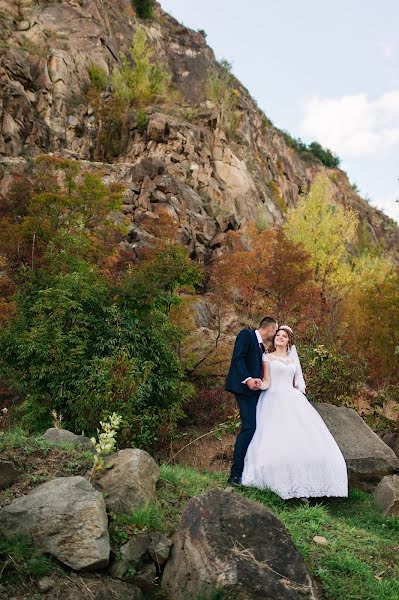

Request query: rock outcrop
[
  {"left": 92, "top": 448, "right": 159, "bottom": 514},
  {"left": 162, "top": 488, "right": 321, "bottom": 600},
  {"left": 0, "top": 476, "right": 110, "bottom": 570},
  {"left": 315, "top": 403, "right": 399, "bottom": 489},
  {"left": 373, "top": 474, "right": 399, "bottom": 517},
  {"left": 0, "top": 0, "right": 398, "bottom": 260},
  {"left": 42, "top": 427, "right": 93, "bottom": 449}
]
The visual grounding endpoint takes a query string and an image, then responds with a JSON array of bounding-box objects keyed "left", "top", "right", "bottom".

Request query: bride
[{"left": 242, "top": 325, "right": 348, "bottom": 499}]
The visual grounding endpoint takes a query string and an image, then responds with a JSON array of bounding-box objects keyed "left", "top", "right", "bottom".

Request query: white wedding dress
[{"left": 242, "top": 354, "right": 348, "bottom": 499}]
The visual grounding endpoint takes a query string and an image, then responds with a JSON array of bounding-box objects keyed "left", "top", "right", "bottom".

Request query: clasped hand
[{"left": 246, "top": 378, "right": 270, "bottom": 390}]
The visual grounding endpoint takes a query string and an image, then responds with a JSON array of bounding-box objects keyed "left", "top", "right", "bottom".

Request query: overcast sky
[{"left": 161, "top": 0, "right": 399, "bottom": 222}]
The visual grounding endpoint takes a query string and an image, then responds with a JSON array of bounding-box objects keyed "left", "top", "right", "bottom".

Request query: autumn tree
[{"left": 285, "top": 172, "right": 358, "bottom": 295}]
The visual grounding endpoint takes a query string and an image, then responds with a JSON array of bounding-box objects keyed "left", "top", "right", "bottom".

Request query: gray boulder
[
  {"left": 315, "top": 403, "right": 399, "bottom": 489},
  {"left": 373, "top": 474, "right": 399, "bottom": 517},
  {"left": 93, "top": 448, "right": 159, "bottom": 514},
  {"left": 0, "top": 476, "right": 109, "bottom": 570},
  {"left": 0, "top": 460, "right": 18, "bottom": 490},
  {"left": 162, "top": 488, "right": 320, "bottom": 600},
  {"left": 42, "top": 428, "right": 93, "bottom": 449},
  {"left": 375, "top": 431, "right": 399, "bottom": 459}
]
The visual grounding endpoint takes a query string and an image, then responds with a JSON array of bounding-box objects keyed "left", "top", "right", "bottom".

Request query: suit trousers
[{"left": 231, "top": 393, "right": 259, "bottom": 479}]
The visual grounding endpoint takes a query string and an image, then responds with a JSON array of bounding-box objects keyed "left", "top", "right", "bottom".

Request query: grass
[
  {"left": 1, "top": 430, "right": 398, "bottom": 599},
  {"left": 111, "top": 464, "right": 399, "bottom": 600},
  {"left": 0, "top": 533, "right": 59, "bottom": 589},
  {"left": 0, "top": 428, "right": 93, "bottom": 508}
]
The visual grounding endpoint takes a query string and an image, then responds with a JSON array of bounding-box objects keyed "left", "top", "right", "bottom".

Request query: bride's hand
[{"left": 259, "top": 379, "right": 270, "bottom": 390}]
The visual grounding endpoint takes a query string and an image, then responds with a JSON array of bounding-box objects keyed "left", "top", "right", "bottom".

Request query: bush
[
  {"left": 299, "top": 343, "right": 363, "bottom": 405},
  {"left": 112, "top": 27, "right": 170, "bottom": 105},
  {"left": 183, "top": 386, "right": 236, "bottom": 429},
  {"left": 0, "top": 247, "right": 200, "bottom": 449},
  {"left": 88, "top": 64, "right": 108, "bottom": 91},
  {"left": 131, "top": 0, "right": 154, "bottom": 19},
  {"left": 280, "top": 131, "right": 341, "bottom": 168}
]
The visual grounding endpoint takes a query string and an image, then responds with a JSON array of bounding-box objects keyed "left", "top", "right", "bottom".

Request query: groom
[{"left": 225, "top": 316, "right": 278, "bottom": 485}]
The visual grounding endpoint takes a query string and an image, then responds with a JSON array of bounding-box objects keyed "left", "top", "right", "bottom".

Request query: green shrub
[
  {"left": 0, "top": 244, "right": 201, "bottom": 449},
  {"left": 207, "top": 59, "right": 241, "bottom": 136},
  {"left": 0, "top": 534, "right": 55, "bottom": 585},
  {"left": 136, "top": 107, "right": 148, "bottom": 132},
  {"left": 280, "top": 130, "right": 341, "bottom": 168},
  {"left": 88, "top": 64, "right": 108, "bottom": 91},
  {"left": 112, "top": 27, "right": 170, "bottom": 105},
  {"left": 131, "top": 0, "right": 154, "bottom": 19},
  {"left": 299, "top": 343, "right": 363, "bottom": 404}
]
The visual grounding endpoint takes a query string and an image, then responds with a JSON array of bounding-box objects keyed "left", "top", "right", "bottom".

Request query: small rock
[
  {"left": 373, "top": 474, "right": 399, "bottom": 517},
  {"left": 150, "top": 189, "right": 167, "bottom": 203},
  {"left": 147, "top": 114, "right": 169, "bottom": 143},
  {"left": 42, "top": 428, "right": 92, "bottom": 449},
  {"left": 313, "top": 536, "right": 328, "bottom": 545},
  {"left": 37, "top": 576, "right": 55, "bottom": 592},
  {"left": 147, "top": 531, "right": 172, "bottom": 566},
  {"left": 0, "top": 460, "right": 18, "bottom": 490},
  {"left": 134, "top": 562, "right": 157, "bottom": 592}
]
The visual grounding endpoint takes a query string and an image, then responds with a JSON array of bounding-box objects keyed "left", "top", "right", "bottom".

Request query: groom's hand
[{"left": 246, "top": 378, "right": 262, "bottom": 390}]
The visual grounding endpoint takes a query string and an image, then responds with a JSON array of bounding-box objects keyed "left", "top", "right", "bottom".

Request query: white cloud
[{"left": 301, "top": 91, "right": 399, "bottom": 157}]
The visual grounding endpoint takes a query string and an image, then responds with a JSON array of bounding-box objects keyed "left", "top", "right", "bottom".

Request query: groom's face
[{"left": 260, "top": 323, "right": 278, "bottom": 342}]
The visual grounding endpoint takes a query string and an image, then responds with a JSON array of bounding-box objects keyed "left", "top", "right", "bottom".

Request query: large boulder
[
  {"left": 162, "top": 489, "right": 320, "bottom": 600},
  {"left": 315, "top": 403, "right": 399, "bottom": 489},
  {"left": 0, "top": 460, "right": 18, "bottom": 490},
  {"left": 42, "top": 427, "right": 92, "bottom": 449},
  {"left": 375, "top": 431, "right": 399, "bottom": 459},
  {"left": 373, "top": 475, "right": 399, "bottom": 517},
  {"left": 0, "top": 476, "right": 109, "bottom": 570},
  {"left": 92, "top": 448, "right": 159, "bottom": 514}
]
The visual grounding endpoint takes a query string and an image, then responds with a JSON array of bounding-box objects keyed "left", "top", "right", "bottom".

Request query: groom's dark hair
[{"left": 259, "top": 316, "right": 277, "bottom": 328}]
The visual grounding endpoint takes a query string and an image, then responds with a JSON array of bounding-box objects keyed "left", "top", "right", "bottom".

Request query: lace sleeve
[{"left": 262, "top": 352, "right": 270, "bottom": 362}]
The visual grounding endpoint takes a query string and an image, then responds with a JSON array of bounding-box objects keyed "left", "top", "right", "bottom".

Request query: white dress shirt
[{"left": 242, "top": 330, "right": 264, "bottom": 384}]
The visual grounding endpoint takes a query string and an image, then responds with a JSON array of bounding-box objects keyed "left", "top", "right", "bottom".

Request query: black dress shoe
[{"left": 227, "top": 476, "right": 242, "bottom": 487}]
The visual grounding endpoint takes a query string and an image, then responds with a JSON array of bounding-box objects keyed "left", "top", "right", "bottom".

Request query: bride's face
[{"left": 274, "top": 329, "right": 289, "bottom": 349}]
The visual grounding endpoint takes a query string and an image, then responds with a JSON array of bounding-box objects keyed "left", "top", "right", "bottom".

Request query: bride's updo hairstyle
[{"left": 272, "top": 325, "right": 295, "bottom": 353}]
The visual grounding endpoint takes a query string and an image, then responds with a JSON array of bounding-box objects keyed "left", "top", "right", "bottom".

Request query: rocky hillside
[{"left": 1, "top": 0, "right": 398, "bottom": 261}]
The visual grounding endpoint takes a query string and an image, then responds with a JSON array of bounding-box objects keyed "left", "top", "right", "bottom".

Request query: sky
[{"left": 160, "top": 0, "right": 399, "bottom": 223}]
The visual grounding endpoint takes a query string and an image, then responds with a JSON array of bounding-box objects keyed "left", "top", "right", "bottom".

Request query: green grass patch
[
  {"left": 0, "top": 533, "right": 59, "bottom": 587},
  {"left": 121, "top": 464, "right": 399, "bottom": 600}
]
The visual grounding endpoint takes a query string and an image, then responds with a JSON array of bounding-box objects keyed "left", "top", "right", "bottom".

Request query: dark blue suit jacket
[{"left": 225, "top": 329, "right": 263, "bottom": 397}]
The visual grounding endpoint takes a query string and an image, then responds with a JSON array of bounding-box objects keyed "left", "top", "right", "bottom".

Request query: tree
[
  {"left": 112, "top": 27, "right": 170, "bottom": 105},
  {"left": 285, "top": 172, "right": 358, "bottom": 295}
]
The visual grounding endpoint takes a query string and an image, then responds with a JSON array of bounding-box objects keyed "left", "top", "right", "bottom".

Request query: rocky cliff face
[{"left": 1, "top": 0, "right": 398, "bottom": 260}]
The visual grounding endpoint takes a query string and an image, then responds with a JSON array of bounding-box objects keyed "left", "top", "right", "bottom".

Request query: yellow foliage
[{"left": 285, "top": 172, "right": 358, "bottom": 293}]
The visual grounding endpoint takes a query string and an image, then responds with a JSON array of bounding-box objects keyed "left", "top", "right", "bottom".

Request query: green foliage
[
  {"left": 280, "top": 130, "right": 341, "bottom": 168},
  {"left": 112, "top": 27, "right": 170, "bottom": 105},
  {"left": 207, "top": 59, "right": 241, "bottom": 136},
  {"left": 131, "top": 0, "right": 154, "bottom": 19},
  {"left": 299, "top": 343, "right": 363, "bottom": 404},
  {"left": 285, "top": 173, "right": 358, "bottom": 294},
  {"left": 136, "top": 106, "right": 148, "bottom": 132},
  {"left": 0, "top": 244, "right": 201, "bottom": 449},
  {"left": 308, "top": 141, "right": 340, "bottom": 168},
  {"left": 0, "top": 534, "right": 56, "bottom": 584},
  {"left": 88, "top": 64, "right": 108, "bottom": 91},
  {"left": 109, "top": 503, "right": 164, "bottom": 547},
  {"left": 0, "top": 155, "right": 125, "bottom": 269}
]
